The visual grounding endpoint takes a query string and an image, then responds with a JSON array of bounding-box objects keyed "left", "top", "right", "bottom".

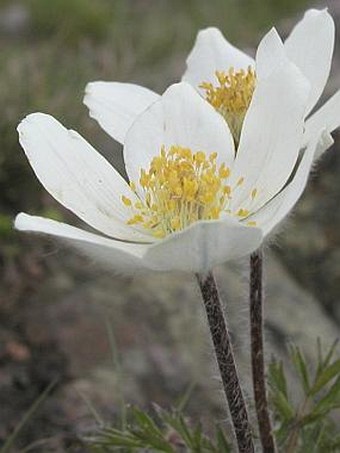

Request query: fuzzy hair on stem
[
  {"left": 197, "top": 271, "right": 254, "bottom": 453},
  {"left": 250, "top": 249, "right": 276, "bottom": 452}
]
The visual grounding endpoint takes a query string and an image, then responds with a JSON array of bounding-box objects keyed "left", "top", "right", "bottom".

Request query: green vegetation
[
  {"left": 27, "top": 0, "right": 115, "bottom": 43},
  {"left": 269, "top": 341, "right": 340, "bottom": 452},
  {"left": 85, "top": 341, "right": 340, "bottom": 452},
  {"left": 87, "top": 405, "right": 232, "bottom": 452}
]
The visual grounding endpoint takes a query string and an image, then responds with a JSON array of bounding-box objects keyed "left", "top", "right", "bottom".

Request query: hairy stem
[
  {"left": 197, "top": 272, "right": 254, "bottom": 453},
  {"left": 250, "top": 249, "right": 276, "bottom": 452}
]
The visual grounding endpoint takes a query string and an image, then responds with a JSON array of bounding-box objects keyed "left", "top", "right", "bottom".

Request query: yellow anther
[
  {"left": 210, "top": 207, "right": 220, "bottom": 219},
  {"left": 129, "top": 181, "right": 136, "bottom": 192},
  {"left": 121, "top": 146, "right": 252, "bottom": 238},
  {"left": 209, "top": 152, "right": 218, "bottom": 161},
  {"left": 224, "top": 185, "right": 231, "bottom": 194},
  {"left": 219, "top": 164, "right": 231, "bottom": 179},
  {"left": 153, "top": 229, "right": 166, "bottom": 239},
  {"left": 127, "top": 214, "right": 144, "bottom": 225},
  {"left": 140, "top": 169, "right": 150, "bottom": 188},
  {"left": 194, "top": 151, "right": 206, "bottom": 164},
  {"left": 251, "top": 188, "right": 258, "bottom": 199},
  {"left": 181, "top": 148, "right": 192, "bottom": 159},
  {"left": 170, "top": 217, "right": 181, "bottom": 230},
  {"left": 237, "top": 208, "right": 250, "bottom": 218},
  {"left": 122, "top": 195, "right": 132, "bottom": 207},
  {"left": 200, "top": 66, "right": 256, "bottom": 145},
  {"left": 237, "top": 177, "right": 245, "bottom": 186},
  {"left": 121, "top": 145, "right": 239, "bottom": 238},
  {"left": 247, "top": 221, "right": 257, "bottom": 227}
]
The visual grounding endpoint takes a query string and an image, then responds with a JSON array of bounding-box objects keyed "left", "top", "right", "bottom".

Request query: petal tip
[
  {"left": 14, "top": 212, "right": 28, "bottom": 231},
  {"left": 17, "top": 113, "right": 58, "bottom": 140},
  {"left": 163, "top": 81, "right": 196, "bottom": 98},
  {"left": 197, "top": 26, "right": 223, "bottom": 39},
  {"left": 304, "top": 8, "right": 334, "bottom": 26},
  {"left": 84, "top": 80, "right": 106, "bottom": 97}
]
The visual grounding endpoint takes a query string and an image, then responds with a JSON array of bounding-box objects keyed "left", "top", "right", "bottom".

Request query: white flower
[
  {"left": 15, "top": 64, "right": 327, "bottom": 273},
  {"left": 84, "top": 8, "right": 339, "bottom": 160},
  {"left": 15, "top": 9, "right": 337, "bottom": 274}
]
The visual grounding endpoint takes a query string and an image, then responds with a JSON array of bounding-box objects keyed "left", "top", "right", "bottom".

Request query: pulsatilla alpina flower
[
  {"left": 84, "top": 9, "right": 339, "bottom": 158},
  {"left": 15, "top": 58, "right": 327, "bottom": 273},
  {"left": 15, "top": 83, "right": 264, "bottom": 273}
]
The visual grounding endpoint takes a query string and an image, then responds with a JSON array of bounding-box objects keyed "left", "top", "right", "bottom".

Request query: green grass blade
[
  {"left": 312, "top": 359, "right": 340, "bottom": 395},
  {"left": 175, "top": 381, "right": 196, "bottom": 413},
  {"left": 104, "top": 316, "right": 127, "bottom": 430},
  {"left": 1, "top": 379, "right": 58, "bottom": 453},
  {"left": 74, "top": 386, "right": 104, "bottom": 425},
  {"left": 290, "top": 346, "right": 310, "bottom": 395}
]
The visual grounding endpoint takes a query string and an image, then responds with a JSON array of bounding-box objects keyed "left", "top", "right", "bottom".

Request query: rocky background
[{"left": 0, "top": 0, "right": 339, "bottom": 451}]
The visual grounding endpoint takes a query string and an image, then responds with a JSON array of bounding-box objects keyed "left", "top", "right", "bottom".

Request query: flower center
[
  {"left": 200, "top": 67, "right": 256, "bottom": 145},
  {"left": 122, "top": 145, "right": 237, "bottom": 238}
]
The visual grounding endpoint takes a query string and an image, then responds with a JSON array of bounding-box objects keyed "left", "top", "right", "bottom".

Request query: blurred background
[{"left": 0, "top": 0, "right": 339, "bottom": 451}]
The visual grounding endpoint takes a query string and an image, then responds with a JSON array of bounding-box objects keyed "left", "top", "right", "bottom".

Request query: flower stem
[
  {"left": 250, "top": 249, "right": 276, "bottom": 453},
  {"left": 197, "top": 272, "right": 254, "bottom": 453}
]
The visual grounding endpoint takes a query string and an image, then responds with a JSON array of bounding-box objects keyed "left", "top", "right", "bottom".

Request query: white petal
[
  {"left": 18, "top": 113, "right": 151, "bottom": 242},
  {"left": 248, "top": 130, "right": 332, "bottom": 235},
  {"left": 182, "top": 27, "right": 254, "bottom": 94},
  {"left": 230, "top": 54, "right": 310, "bottom": 213},
  {"left": 284, "top": 9, "right": 335, "bottom": 114},
  {"left": 255, "top": 27, "right": 285, "bottom": 80},
  {"left": 144, "top": 218, "right": 262, "bottom": 273},
  {"left": 84, "top": 82, "right": 159, "bottom": 144},
  {"left": 15, "top": 213, "right": 148, "bottom": 273},
  {"left": 304, "top": 89, "right": 340, "bottom": 158},
  {"left": 124, "top": 82, "right": 235, "bottom": 187}
]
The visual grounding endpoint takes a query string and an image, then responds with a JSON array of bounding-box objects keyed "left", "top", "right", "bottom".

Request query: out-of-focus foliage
[
  {"left": 0, "top": 380, "right": 57, "bottom": 453},
  {"left": 26, "top": 0, "right": 115, "bottom": 43},
  {"left": 269, "top": 341, "right": 340, "bottom": 452}
]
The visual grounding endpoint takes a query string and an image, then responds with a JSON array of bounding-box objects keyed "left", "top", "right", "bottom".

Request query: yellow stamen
[
  {"left": 127, "top": 214, "right": 144, "bottom": 225},
  {"left": 200, "top": 67, "right": 256, "bottom": 145},
  {"left": 237, "top": 208, "right": 250, "bottom": 218},
  {"left": 123, "top": 145, "right": 233, "bottom": 238},
  {"left": 251, "top": 188, "right": 258, "bottom": 199},
  {"left": 122, "top": 146, "right": 258, "bottom": 238},
  {"left": 121, "top": 195, "right": 132, "bottom": 207},
  {"left": 237, "top": 177, "right": 245, "bottom": 186}
]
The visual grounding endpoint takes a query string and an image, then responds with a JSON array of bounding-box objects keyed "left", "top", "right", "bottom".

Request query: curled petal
[
  {"left": 15, "top": 213, "right": 149, "bottom": 273},
  {"left": 285, "top": 9, "right": 335, "bottom": 114},
  {"left": 247, "top": 130, "right": 332, "bottom": 235},
  {"left": 84, "top": 82, "right": 159, "bottom": 144},
  {"left": 304, "top": 89, "right": 340, "bottom": 159},
  {"left": 17, "top": 113, "right": 150, "bottom": 241}
]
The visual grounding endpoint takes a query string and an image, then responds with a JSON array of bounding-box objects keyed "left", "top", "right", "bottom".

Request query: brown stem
[
  {"left": 285, "top": 423, "right": 300, "bottom": 453},
  {"left": 285, "top": 397, "right": 310, "bottom": 453},
  {"left": 197, "top": 272, "right": 254, "bottom": 453},
  {"left": 250, "top": 249, "right": 276, "bottom": 453}
]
